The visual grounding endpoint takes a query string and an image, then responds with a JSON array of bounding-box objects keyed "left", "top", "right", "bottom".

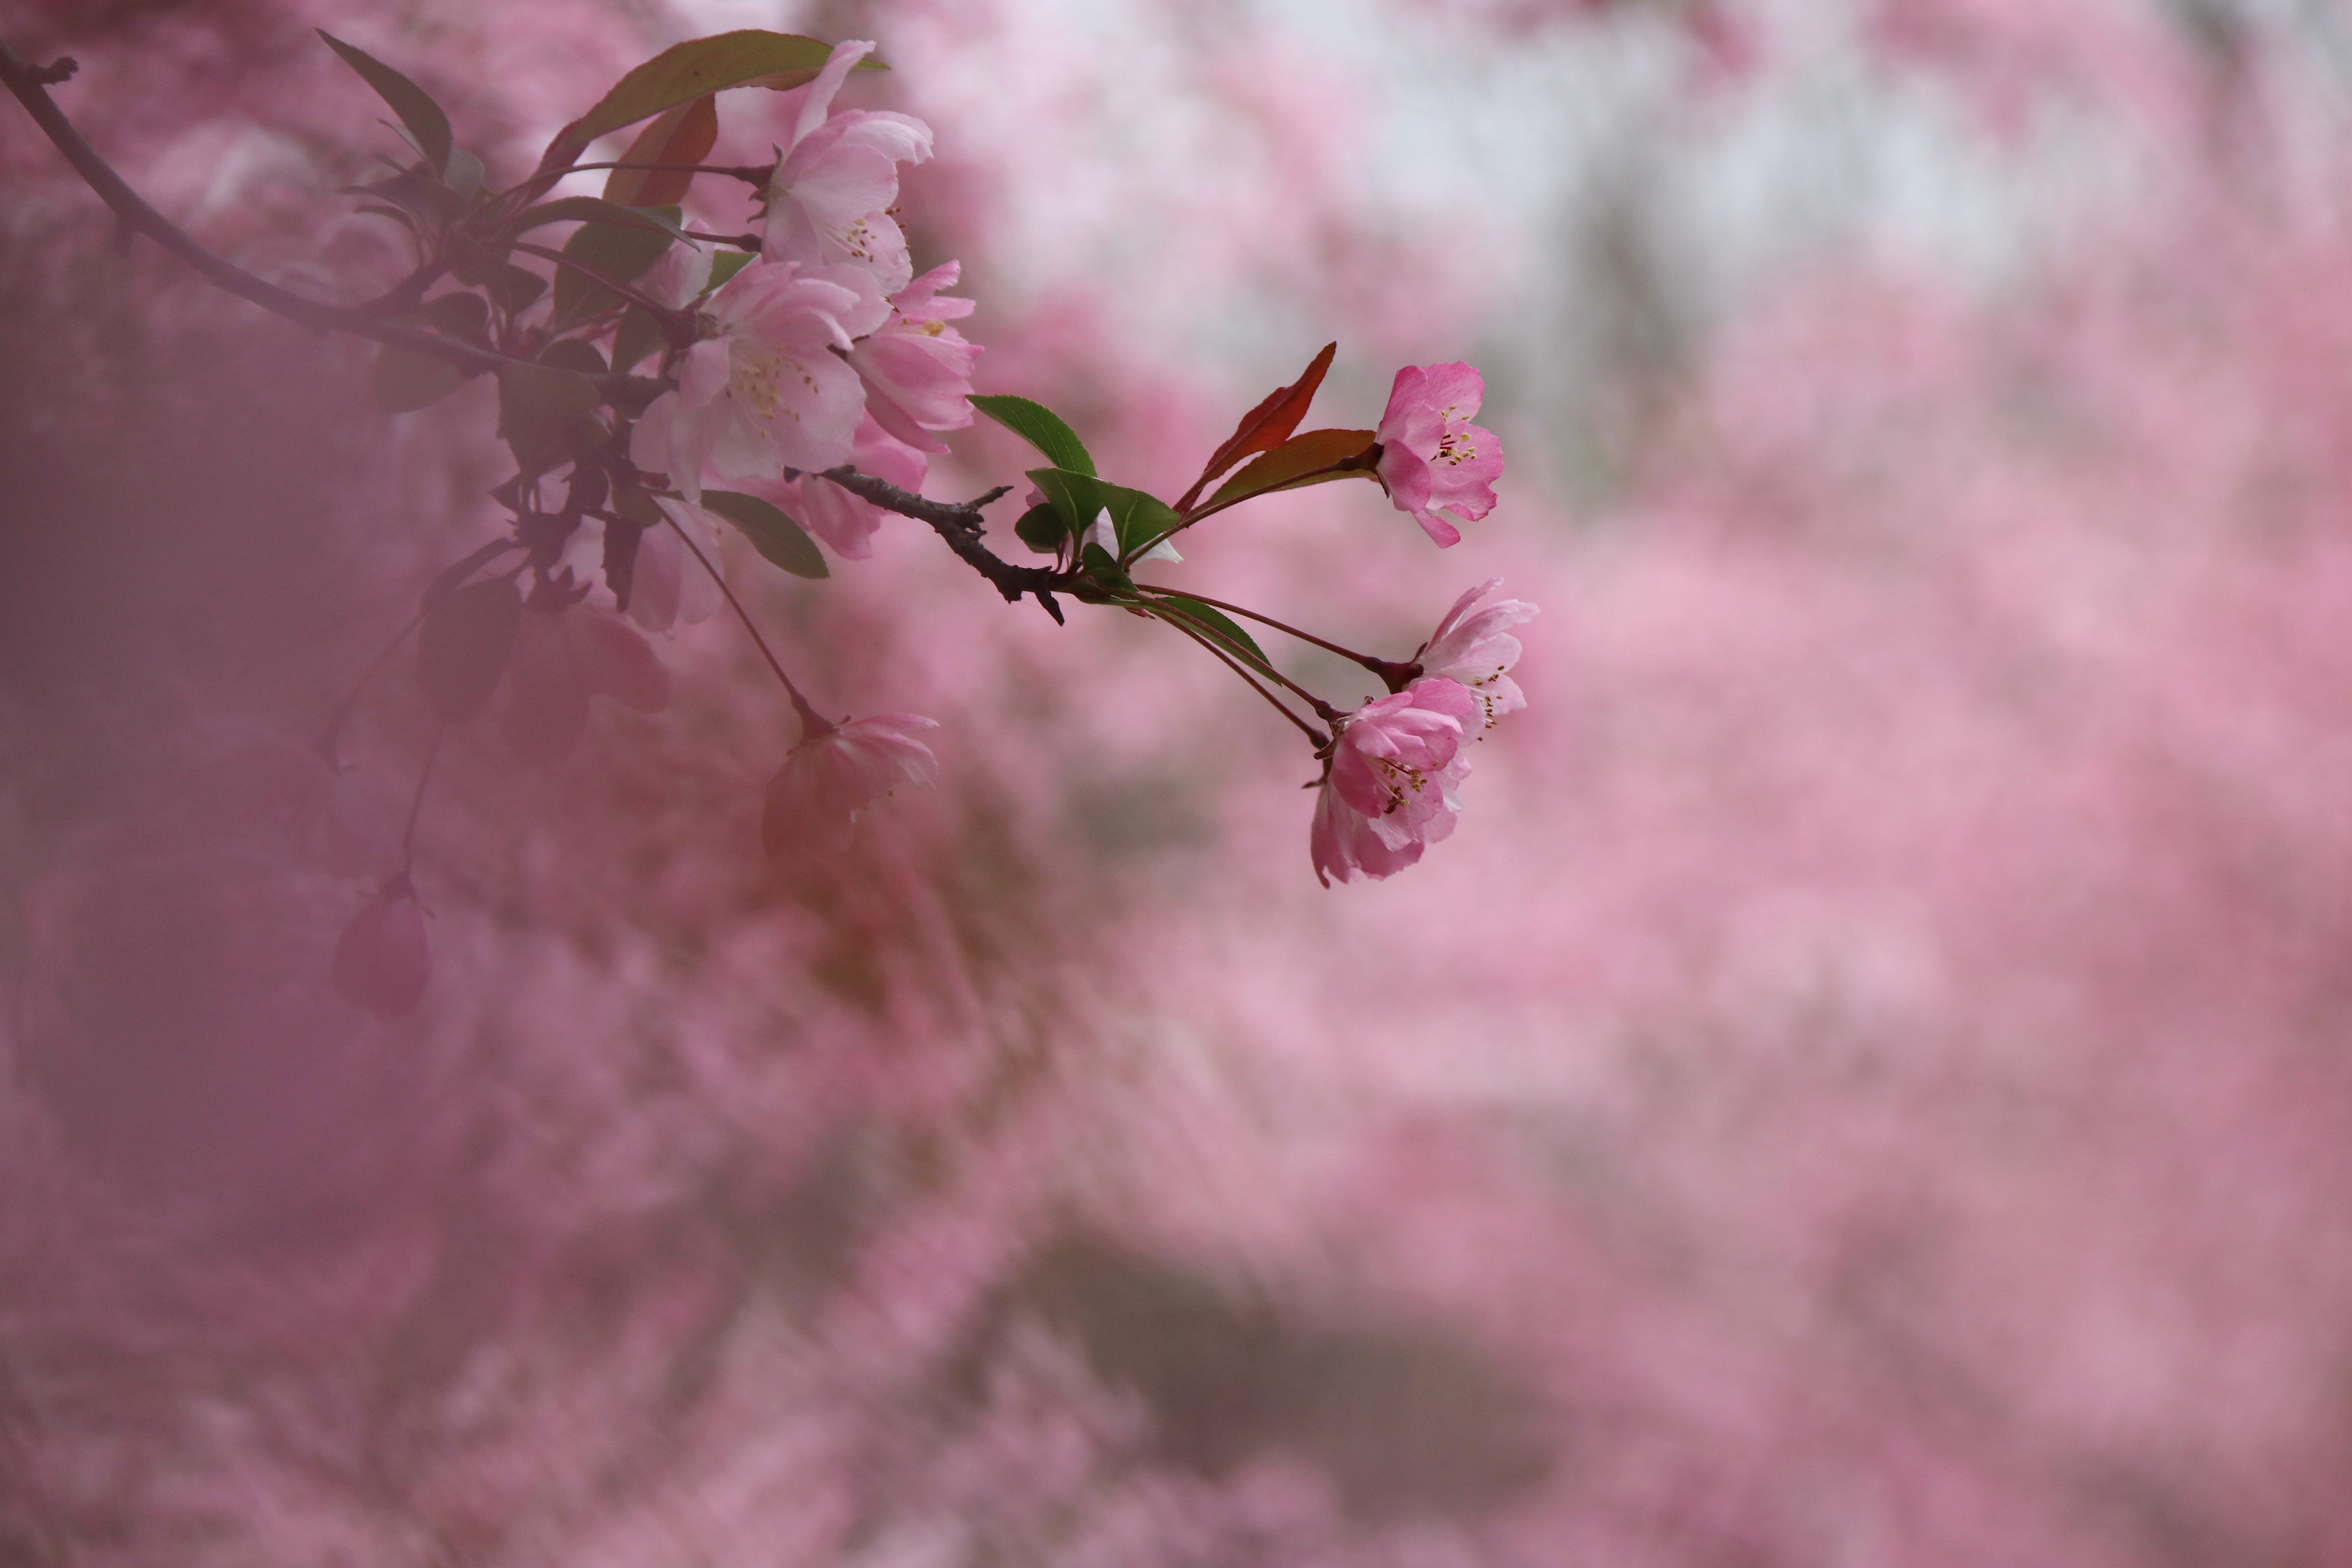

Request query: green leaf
[
  {"left": 602, "top": 94, "right": 718, "bottom": 207},
  {"left": 512, "top": 196, "right": 697, "bottom": 244},
  {"left": 610, "top": 485, "right": 666, "bottom": 529},
  {"left": 1149, "top": 595, "right": 1270, "bottom": 670},
  {"left": 707, "top": 250, "right": 755, "bottom": 291},
  {"left": 1025, "top": 468, "right": 1181, "bottom": 560},
  {"left": 345, "top": 169, "right": 468, "bottom": 229},
  {"left": 418, "top": 290, "right": 491, "bottom": 346},
  {"left": 488, "top": 265, "right": 547, "bottom": 317},
  {"left": 972, "top": 394, "right": 1093, "bottom": 476},
  {"left": 699, "top": 489, "right": 829, "bottom": 579},
  {"left": 415, "top": 577, "right": 521, "bottom": 721},
  {"left": 372, "top": 342, "right": 466, "bottom": 413},
  {"left": 497, "top": 362, "right": 603, "bottom": 472},
  {"left": 1013, "top": 503, "right": 1066, "bottom": 555},
  {"left": 536, "top": 31, "right": 875, "bottom": 177},
  {"left": 1200, "top": 427, "right": 1379, "bottom": 513},
  {"left": 318, "top": 31, "right": 453, "bottom": 174},
  {"left": 539, "top": 337, "right": 609, "bottom": 377},
  {"left": 610, "top": 305, "right": 666, "bottom": 373},
  {"left": 537, "top": 204, "right": 684, "bottom": 327},
  {"left": 1078, "top": 542, "right": 1134, "bottom": 595}
]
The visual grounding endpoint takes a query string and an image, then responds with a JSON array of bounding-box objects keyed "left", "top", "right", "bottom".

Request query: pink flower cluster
[
  {"left": 631, "top": 40, "right": 981, "bottom": 559},
  {"left": 1312, "top": 582, "right": 1536, "bottom": 885}
]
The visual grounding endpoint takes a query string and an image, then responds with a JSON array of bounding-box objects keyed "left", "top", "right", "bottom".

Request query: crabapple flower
[
  {"left": 331, "top": 875, "right": 428, "bottom": 1020},
  {"left": 762, "top": 714, "right": 940, "bottom": 858},
  {"left": 762, "top": 39, "right": 933, "bottom": 296},
  {"left": 846, "top": 262, "right": 981, "bottom": 454},
  {"left": 758, "top": 414, "right": 929, "bottom": 561},
  {"left": 1374, "top": 363, "right": 1504, "bottom": 548},
  {"left": 1418, "top": 578, "right": 1537, "bottom": 730},
  {"left": 1310, "top": 677, "right": 1481, "bottom": 887},
  {"left": 630, "top": 260, "right": 888, "bottom": 498},
  {"left": 503, "top": 582, "right": 671, "bottom": 764},
  {"left": 636, "top": 240, "right": 714, "bottom": 310}
]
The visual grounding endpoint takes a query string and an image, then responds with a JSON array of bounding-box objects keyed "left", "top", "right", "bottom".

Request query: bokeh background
[{"left": 8, "top": 0, "right": 2352, "bottom": 1562}]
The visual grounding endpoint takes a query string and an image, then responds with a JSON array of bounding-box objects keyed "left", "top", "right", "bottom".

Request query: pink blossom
[
  {"left": 846, "top": 262, "right": 982, "bottom": 454},
  {"left": 1374, "top": 362, "right": 1504, "bottom": 548},
  {"left": 630, "top": 499, "right": 725, "bottom": 632},
  {"left": 759, "top": 414, "right": 930, "bottom": 561},
  {"left": 502, "top": 584, "right": 672, "bottom": 764},
  {"left": 762, "top": 714, "right": 941, "bottom": 858},
  {"left": 1310, "top": 677, "right": 1481, "bottom": 887},
  {"left": 629, "top": 260, "right": 888, "bottom": 498},
  {"left": 1417, "top": 578, "right": 1537, "bottom": 730},
  {"left": 762, "top": 40, "right": 934, "bottom": 295},
  {"left": 330, "top": 875, "right": 428, "bottom": 1020}
]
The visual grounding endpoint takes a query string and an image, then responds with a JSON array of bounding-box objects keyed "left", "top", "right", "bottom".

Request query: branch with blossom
[{"left": 0, "top": 27, "right": 1535, "bottom": 1018}]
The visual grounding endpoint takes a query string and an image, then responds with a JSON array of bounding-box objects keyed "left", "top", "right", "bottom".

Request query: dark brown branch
[
  {"left": 0, "top": 38, "right": 666, "bottom": 401},
  {"left": 814, "top": 467, "right": 1071, "bottom": 622}
]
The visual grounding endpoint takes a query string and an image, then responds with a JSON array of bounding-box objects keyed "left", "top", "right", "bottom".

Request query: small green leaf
[
  {"left": 416, "top": 577, "right": 521, "bottom": 721},
  {"left": 610, "top": 305, "right": 666, "bottom": 373},
  {"left": 1150, "top": 595, "right": 1270, "bottom": 670},
  {"left": 611, "top": 485, "right": 666, "bottom": 529},
  {"left": 536, "top": 31, "right": 874, "bottom": 178},
  {"left": 1013, "top": 503, "right": 1066, "bottom": 555},
  {"left": 319, "top": 31, "right": 453, "bottom": 173},
  {"left": 545, "top": 205, "right": 683, "bottom": 327},
  {"left": 512, "top": 196, "right": 697, "bottom": 243},
  {"left": 372, "top": 342, "right": 466, "bottom": 413},
  {"left": 418, "top": 290, "right": 491, "bottom": 346},
  {"left": 488, "top": 265, "right": 547, "bottom": 316},
  {"left": 1025, "top": 468, "right": 1181, "bottom": 560},
  {"left": 497, "top": 362, "right": 603, "bottom": 472},
  {"left": 699, "top": 489, "right": 829, "bottom": 579},
  {"left": 1200, "top": 427, "right": 1379, "bottom": 513},
  {"left": 707, "top": 250, "right": 755, "bottom": 291},
  {"left": 539, "top": 337, "right": 609, "bottom": 376},
  {"left": 345, "top": 169, "right": 468, "bottom": 229},
  {"left": 972, "top": 394, "right": 1093, "bottom": 476},
  {"left": 1078, "top": 542, "right": 1134, "bottom": 595}
]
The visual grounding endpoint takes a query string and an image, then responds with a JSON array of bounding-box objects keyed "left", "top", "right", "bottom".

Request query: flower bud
[{"left": 331, "top": 876, "right": 429, "bottom": 1020}]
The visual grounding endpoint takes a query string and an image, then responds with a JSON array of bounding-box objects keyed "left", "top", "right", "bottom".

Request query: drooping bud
[{"left": 331, "top": 874, "right": 429, "bottom": 1020}]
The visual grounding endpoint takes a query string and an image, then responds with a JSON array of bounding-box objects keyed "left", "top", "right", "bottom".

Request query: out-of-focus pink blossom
[
  {"left": 1374, "top": 362, "right": 1504, "bottom": 548},
  {"left": 1417, "top": 578, "right": 1536, "bottom": 730},
  {"left": 762, "top": 39, "right": 934, "bottom": 296},
  {"left": 759, "top": 414, "right": 930, "bottom": 561},
  {"left": 629, "top": 260, "right": 887, "bottom": 497},
  {"left": 1310, "top": 677, "right": 1480, "bottom": 886},
  {"left": 846, "top": 261, "right": 982, "bottom": 453},
  {"left": 503, "top": 585, "right": 671, "bottom": 764},
  {"left": 762, "top": 714, "right": 941, "bottom": 858},
  {"left": 330, "top": 875, "right": 428, "bottom": 1020},
  {"left": 632, "top": 499, "right": 725, "bottom": 632}
]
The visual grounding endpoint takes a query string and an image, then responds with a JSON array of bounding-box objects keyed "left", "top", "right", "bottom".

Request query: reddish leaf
[
  {"left": 603, "top": 94, "right": 718, "bottom": 207},
  {"left": 1198, "top": 428, "right": 1379, "bottom": 515},
  {"left": 1176, "top": 341, "right": 1337, "bottom": 512},
  {"left": 536, "top": 31, "right": 857, "bottom": 178}
]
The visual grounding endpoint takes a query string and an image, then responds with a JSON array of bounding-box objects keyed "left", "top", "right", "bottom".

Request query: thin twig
[
  {"left": 1143, "top": 602, "right": 1330, "bottom": 748},
  {"left": 660, "top": 510, "right": 829, "bottom": 738},
  {"left": 1133, "top": 585, "right": 1420, "bottom": 690},
  {"left": 1147, "top": 599, "right": 1344, "bottom": 724},
  {"left": 814, "top": 467, "right": 1071, "bottom": 620}
]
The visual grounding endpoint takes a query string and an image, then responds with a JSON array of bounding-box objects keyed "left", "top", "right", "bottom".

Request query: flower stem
[
  {"left": 1142, "top": 599, "right": 1346, "bottom": 725},
  {"left": 661, "top": 511, "right": 831, "bottom": 739},
  {"left": 318, "top": 608, "right": 424, "bottom": 768},
  {"left": 1142, "top": 602, "right": 1331, "bottom": 748},
  {"left": 398, "top": 723, "right": 446, "bottom": 875},
  {"left": 1132, "top": 586, "right": 1414, "bottom": 686}
]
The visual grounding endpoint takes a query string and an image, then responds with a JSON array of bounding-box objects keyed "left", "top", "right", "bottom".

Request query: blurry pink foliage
[{"left": 9, "top": 1, "right": 2352, "bottom": 1566}]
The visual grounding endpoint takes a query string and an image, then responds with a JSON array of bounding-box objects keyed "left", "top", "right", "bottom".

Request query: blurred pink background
[{"left": 7, "top": 1, "right": 2352, "bottom": 1563}]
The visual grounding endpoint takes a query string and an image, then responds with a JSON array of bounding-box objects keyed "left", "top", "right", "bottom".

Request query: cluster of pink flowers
[
  {"left": 1312, "top": 580, "right": 1537, "bottom": 886},
  {"left": 630, "top": 41, "right": 980, "bottom": 556}
]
